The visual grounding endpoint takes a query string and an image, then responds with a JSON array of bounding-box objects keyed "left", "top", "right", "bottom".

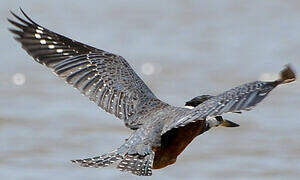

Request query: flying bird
[{"left": 8, "top": 9, "right": 296, "bottom": 176}]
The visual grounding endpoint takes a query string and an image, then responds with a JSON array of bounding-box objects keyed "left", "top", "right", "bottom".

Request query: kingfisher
[{"left": 8, "top": 9, "right": 296, "bottom": 176}]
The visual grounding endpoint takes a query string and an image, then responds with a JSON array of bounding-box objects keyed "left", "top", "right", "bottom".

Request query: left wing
[
  {"left": 8, "top": 9, "right": 162, "bottom": 129},
  {"left": 162, "top": 65, "right": 295, "bottom": 134}
]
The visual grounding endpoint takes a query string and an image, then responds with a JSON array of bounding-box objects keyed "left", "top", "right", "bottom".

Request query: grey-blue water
[{"left": 1, "top": 1, "right": 300, "bottom": 179}]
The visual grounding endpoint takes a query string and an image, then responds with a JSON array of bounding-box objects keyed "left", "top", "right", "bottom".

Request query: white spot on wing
[
  {"left": 184, "top": 106, "right": 195, "bottom": 109},
  {"left": 48, "top": 45, "right": 55, "bottom": 49},
  {"left": 56, "top": 49, "right": 63, "bottom": 53},
  {"left": 40, "top": 39, "right": 46, "bottom": 44},
  {"left": 35, "top": 34, "right": 41, "bottom": 39},
  {"left": 36, "top": 29, "right": 43, "bottom": 34}
]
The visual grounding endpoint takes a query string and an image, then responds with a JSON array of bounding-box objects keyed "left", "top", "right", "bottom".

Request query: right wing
[
  {"left": 163, "top": 65, "right": 296, "bottom": 134},
  {"left": 8, "top": 9, "right": 161, "bottom": 129}
]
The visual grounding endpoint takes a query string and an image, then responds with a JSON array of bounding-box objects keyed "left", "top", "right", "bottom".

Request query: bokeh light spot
[
  {"left": 141, "top": 62, "right": 155, "bottom": 75},
  {"left": 12, "top": 73, "right": 26, "bottom": 86}
]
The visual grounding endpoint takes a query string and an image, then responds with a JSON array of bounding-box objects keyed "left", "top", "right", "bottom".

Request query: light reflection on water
[{"left": 1, "top": 0, "right": 300, "bottom": 179}]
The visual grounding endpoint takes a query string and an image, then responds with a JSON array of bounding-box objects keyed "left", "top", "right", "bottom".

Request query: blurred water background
[{"left": 1, "top": 0, "right": 300, "bottom": 179}]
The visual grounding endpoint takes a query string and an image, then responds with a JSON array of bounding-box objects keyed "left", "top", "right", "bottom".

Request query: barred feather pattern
[
  {"left": 8, "top": 9, "right": 159, "bottom": 129},
  {"left": 71, "top": 150, "right": 123, "bottom": 168},
  {"left": 117, "top": 152, "right": 154, "bottom": 176},
  {"left": 163, "top": 81, "right": 277, "bottom": 134}
]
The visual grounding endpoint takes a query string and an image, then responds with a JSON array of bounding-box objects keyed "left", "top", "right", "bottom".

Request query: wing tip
[
  {"left": 19, "top": 7, "right": 38, "bottom": 25},
  {"left": 8, "top": 28, "right": 23, "bottom": 37},
  {"left": 8, "top": 8, "right": 38, "bottom": 28},
  {"left": 277, "top": 64, "right": 296, "bottom": 85},
  {"left": 9, "top": 9, "right": 14, "bottom": 16}
]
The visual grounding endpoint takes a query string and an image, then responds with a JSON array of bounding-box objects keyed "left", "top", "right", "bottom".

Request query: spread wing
[
  {"left": 8, "top": 9, "right": 160, "bottom": 129},
  {"left": 162, "top": 65, "right": 296, "bottom": 134},
  {"left": 185, "top": 94, "right": 242, "bottom": 113}
]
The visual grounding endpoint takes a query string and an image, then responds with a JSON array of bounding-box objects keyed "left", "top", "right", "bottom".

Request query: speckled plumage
[{"left": 8, "top": 9, "right": 296, "bottom": 176}]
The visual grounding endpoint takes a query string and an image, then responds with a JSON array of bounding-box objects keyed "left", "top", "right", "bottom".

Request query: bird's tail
[
  {"left": 117, "top": 152, "right": 154, "bottom": 176},
  {"left": 71, "top": 149, "right": 123, "bottom": 168},
  {"left": 276, "top": 65, "right": 296, "bottom": 85},
  {"left": 71, "top": 149, "right": 154, "bottom": 176}
]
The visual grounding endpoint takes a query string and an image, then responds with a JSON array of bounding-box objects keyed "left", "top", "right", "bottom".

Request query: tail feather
[
  {"left": 71, "top": 150, "right": 123, "bottom": 168},
  {"left": 71, "top": 150, "right": 154, "bottom": 176},
  {"left": 117, "top": 152, "right": 154, "bottom": 176}
]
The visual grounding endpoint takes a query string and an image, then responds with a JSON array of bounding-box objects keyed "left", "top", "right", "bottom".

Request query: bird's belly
[{"left": 152, "top": 120, "right": 206, "bottom": 169}]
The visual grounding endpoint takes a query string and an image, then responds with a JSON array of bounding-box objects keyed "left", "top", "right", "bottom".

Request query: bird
[{"left": 8, "top": 9, "right": 296, "bottom": 176}]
